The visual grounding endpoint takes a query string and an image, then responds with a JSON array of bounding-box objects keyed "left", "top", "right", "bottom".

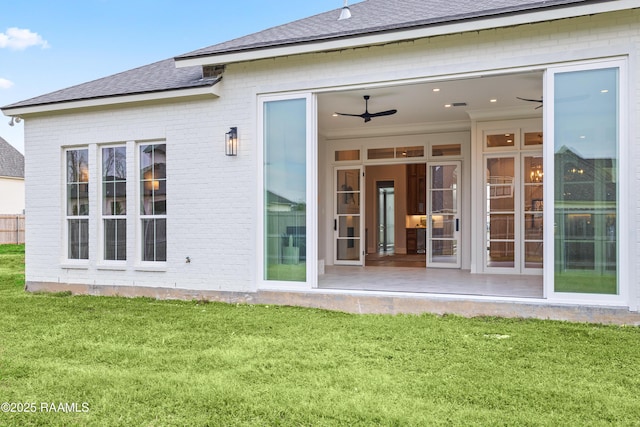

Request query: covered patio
[{"left": 319, "top": 265, "right": 543, "bottom": 298}]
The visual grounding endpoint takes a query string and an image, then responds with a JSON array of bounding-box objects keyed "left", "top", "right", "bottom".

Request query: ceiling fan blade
[
  {"left": 335, "top": 112, "right": 366, "bottom": 118},
  {"left": 516, "top": 96, "right": 543, "bottom": 103},
  {"left": 336, "top": 96, "right": 397, "bottom": 123},
  {"left": 368, "top": 109, "right": 397, "bottom": 117}
]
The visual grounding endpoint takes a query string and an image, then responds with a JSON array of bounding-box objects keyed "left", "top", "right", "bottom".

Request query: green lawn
[{"left": 1, "top": 244, "right": 639, "bottom": 426}]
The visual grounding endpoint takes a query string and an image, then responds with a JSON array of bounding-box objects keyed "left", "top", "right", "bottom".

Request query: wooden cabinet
[
  {"left": 406, "top": 228, "right": 426, "bottom": 254},
  {"left": 407, "top": 163, "right": 426, "bottom": 214}
]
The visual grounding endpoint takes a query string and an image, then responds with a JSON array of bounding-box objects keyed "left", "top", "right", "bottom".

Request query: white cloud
[
  {"left": 0, "top": 78, "right": 14, "bottom": 89},
  {"left": 0, "top": 27, "right": 50, "bottom": 50}
]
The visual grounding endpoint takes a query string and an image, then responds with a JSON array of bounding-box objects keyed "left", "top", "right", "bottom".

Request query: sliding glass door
[
  {"left": 262, "top": 96, "right": 311, "bottom": 282},
  {"left": 546, "top": 59, "right": 626, "bottom": 300}
]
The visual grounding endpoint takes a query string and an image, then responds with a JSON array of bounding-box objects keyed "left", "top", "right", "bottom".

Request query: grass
[{"left": 1, "top": 244, "right": 639, "bottom": 426}]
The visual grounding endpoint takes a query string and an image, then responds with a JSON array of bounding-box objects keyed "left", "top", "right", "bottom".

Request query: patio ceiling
[{"left": 317, "top": 71, "right": 543, "bottom": 137}]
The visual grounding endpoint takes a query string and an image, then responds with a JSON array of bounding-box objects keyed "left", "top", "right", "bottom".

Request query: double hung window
[
  {"left": 66, "top": 149, "right": 89, "bottom": 259},
  {"left": 102, "top": 146, "right": 127, "bottom": 261},
  {"left": 140, "top": 144, "right": 167, "bottom": 262}
]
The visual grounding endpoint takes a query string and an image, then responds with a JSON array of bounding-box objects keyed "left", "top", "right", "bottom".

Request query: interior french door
[
  {"left": 484, "top": 153, "right": 543, "bottom": 273},
  {"left": 427, "top": 161, "right": 461, "bottom": 268},
  {"left": 334, "top": 166, "right": 364, "bottom": 265}
]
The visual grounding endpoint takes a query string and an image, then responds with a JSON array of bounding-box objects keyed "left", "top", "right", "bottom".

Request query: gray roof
[
  {"left": 176, "top": 0, "right": 596, "bottom": 60},
  {"left": 3, "top": 58, "right": 216, "bottom": 110},
  {"left": 0, "top": 137, "right": 24, "bottom": 178},
  {"left": 2, "top": 0, "right": 602, "bottom": 110}
]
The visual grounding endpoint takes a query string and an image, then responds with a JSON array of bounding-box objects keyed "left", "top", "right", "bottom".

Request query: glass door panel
[
  {"left": 263, "top": 98, "right": 307, "bottom": 282},
  {"left": 486, "top": 157, "right": 515, "bottom": 269},
  {"left": 428, "top": 162, "right": 460, "bottom": 267},
  {"left": 553, "top": 67, "right": 619, "bottom": 294},
  {"left": 523, "top": 155, "right": 543, "bottom": 270},
  {"left": 377, "top": 183, "right": 395, "bottom": 252},
  {"left": 335, "top": 167, "right": 363, "bottom": 264}
]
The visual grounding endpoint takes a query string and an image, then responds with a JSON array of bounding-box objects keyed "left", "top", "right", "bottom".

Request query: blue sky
[{"left": 0, "top": 0, "right": 347, "bottom": 153}]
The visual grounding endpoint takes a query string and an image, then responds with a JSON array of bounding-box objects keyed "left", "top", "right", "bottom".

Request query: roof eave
[
  {"left": 175, "top": 0, "right": 636, "bottom": 68},
  {"left": 2, "top": 83, "right": 221, "bottom": 117}
]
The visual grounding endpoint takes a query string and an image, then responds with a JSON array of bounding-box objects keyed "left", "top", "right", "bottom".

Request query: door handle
[
  {"left": 334, "top": 219, "right": 337, "bottom": 231},
  {"left": 456, "top": 218, "right": 460, "bottom": 232}
]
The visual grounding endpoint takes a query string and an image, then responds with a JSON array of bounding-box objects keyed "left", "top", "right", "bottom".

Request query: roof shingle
[
  {"left": 176, "top": 0, "right": 595, "bottom": 60},
  {"left": 3, "top": 58, "right": 214, "bottom": 110},
  {"left": 1, "top": 0, "right": 602, "bottom": 110},
  {"left": 0, "top": 137, "right": 24, "bottom": 178}
]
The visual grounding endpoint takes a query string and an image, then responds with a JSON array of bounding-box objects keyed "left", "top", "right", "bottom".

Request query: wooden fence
[{"left": 0, "top": 215, "right": 25, "bottom": 244}]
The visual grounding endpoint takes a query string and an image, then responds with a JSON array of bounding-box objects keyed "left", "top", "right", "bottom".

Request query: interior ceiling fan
[{"left": 335, "top": 95, "right": 397, "bottom": 123}]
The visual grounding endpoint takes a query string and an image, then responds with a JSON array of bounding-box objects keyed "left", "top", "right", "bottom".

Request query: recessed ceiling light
[
  {"left": 444, "top": 104, "right": 452, "bottom": 108},
  {"left": 490, "top": 99, "right": 497, "bottom": 103},
  {"left": 580, "top": 135, "right": 586, "bottom": 139},
  {"left": 433, "top": 88, "right": 440, "bottom": 92},
  {"left": 601, "top": 89, "right": 609, "bottom": 93}
]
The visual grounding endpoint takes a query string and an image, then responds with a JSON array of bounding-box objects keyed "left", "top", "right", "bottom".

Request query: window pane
[
  {"left": 142, "top": 218, "right": 166, "bottom": 262},
  {"left": 103, "top": 182, "right": 127, "bottom": 215},
  {"left": 432, "top": 144, "right": 461, "bottom": 157},
  {"left": 67, "top": 149, "right": 89, "bottom": 216},
  {"left": 368, "top": 147, "right": 394, "bottom": 159},
  {"left": 103, "top": 147, "right": 127, "bottom": 216},
  {"left": 264, "top": 98, "right": 306, "bottom": 281},
  {"left": 335, "top": 150, "right": 360, "bottom": 161},
  {"left": 103, "top": 146, "right": 126, "bottom": 180},
  {"left": 524, "top": 132, "right": 543, "bottom": 146},
  {"left": 554, "top": 67, "right": 618, "bottom": 294},
  {"left": 68, "top": 219, "right": 89, "bottom": 259},
  {"left": 67, "top": 149, "right": 88, "bottom": 183},
  {"left": 396, "top": 146, "right": 424, "bottom": 158},
  {"left": 487, "top": 133, "right": 515, "bottom": 148},
  {"left": 104, "top": 219, "right": 126, "bottom": 261},
  {"left": 140, "top": 144, "right": 167, "bottom": 216}
]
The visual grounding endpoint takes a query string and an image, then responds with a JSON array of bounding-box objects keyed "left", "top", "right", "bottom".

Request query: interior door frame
[
  {"left": 333, "top": 165, "right": 365, "bottom": 266},
  {"left": 427, "top": 160, "right": 462, "bottom": 268}
]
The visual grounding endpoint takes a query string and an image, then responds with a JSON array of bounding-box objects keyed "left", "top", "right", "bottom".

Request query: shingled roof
[
  {"left": 1, "top": 0, "right": 606, "bottom": 111},
  {"left": 176, "top": 0, "right": 595, "bottom": 60},
  {"left": 0, "top": 137, "right": 24, "bottom": 179},
  {"left": 2, "top": 58, "right": 216, "bottom": 110}
]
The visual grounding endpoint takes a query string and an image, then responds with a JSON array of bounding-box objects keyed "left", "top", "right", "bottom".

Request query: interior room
[{"left": 315, "top": 70, "right": 545, "bottom": 297}]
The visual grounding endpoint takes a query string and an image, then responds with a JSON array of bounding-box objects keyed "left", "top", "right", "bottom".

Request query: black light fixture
[{"left": 225, "top": 127, "right": 238, "bottom": 156}]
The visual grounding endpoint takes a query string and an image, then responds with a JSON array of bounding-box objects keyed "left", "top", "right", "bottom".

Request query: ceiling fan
[
  {"left": 517, "top": 96, "right": 543, "bottom": 109},
  {"left": 335, "top": 95, "right": 397, "bottom": 123}
]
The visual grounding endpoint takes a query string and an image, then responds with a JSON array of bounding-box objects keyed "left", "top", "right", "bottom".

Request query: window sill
[
  {"left": 134, "top": 263, "right": 167, "bottom": 272},
  {"left": 97, "top": 263, "right": 128, "bottom": 271},
  {"left": 60, "top": 261, "right": 89, "bottom": 270}
]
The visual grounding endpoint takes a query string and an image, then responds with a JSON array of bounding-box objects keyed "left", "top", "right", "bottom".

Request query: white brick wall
[{"left": 23, "top": 9, "right": 640, "bottom": 308}]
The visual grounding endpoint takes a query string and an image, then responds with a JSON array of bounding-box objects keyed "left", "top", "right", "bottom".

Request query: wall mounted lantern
[{"left": 225, "top": 127, "right": 238, "bottom": 156}]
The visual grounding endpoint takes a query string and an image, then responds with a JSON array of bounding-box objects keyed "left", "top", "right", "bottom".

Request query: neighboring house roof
[
  {"left": 176, "top": 0, "right": 597, "bottom": 61},
  {"left": 266, "top": 191, "right": 296, "bottom": 206},
  {"left": 0, "top": 137, "right": 24, "bottom": 179},
  {"left": 2, "top": 58, "right": 218, "bottom": 110}
]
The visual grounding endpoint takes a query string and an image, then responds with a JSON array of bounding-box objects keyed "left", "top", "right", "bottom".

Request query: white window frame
[
  {"left": 137, "top": 141, "right": 167, "bottom": 267},
  {"left": 544, "top": 57, "right": 629, "bottom": 306},
  {"left": 63, "top": 147, "right": 90, "bottom": 265},
  {"left": 257, "top": 91, "right": 317, "bottom": 290},
  {"left": 99, "top": 144, "right": 128, "bottom": 266}
]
